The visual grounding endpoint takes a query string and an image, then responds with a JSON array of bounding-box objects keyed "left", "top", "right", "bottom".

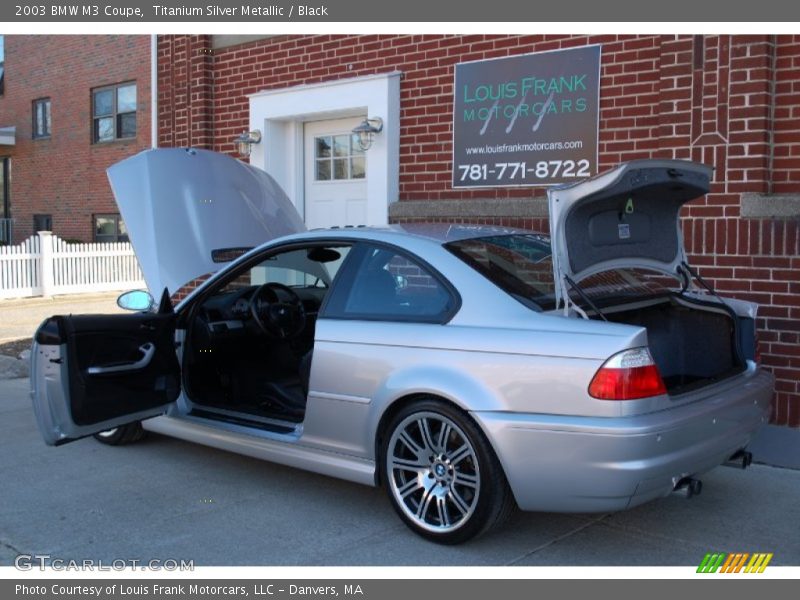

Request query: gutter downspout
[{"left": 151, "top": 34, "right": 158, "bottom": 149}]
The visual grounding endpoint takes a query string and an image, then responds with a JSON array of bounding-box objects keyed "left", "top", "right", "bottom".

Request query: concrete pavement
[
  {"left": 1, "top": 377, "right": 798, "bottom": 566},
  {"left": 0, "top": 292, "right": 125, "bottom": 343}
]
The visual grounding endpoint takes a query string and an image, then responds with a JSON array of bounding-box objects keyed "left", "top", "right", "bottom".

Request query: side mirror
[{"left": 117, "top": 289, "right": 155, "bottom": 312}]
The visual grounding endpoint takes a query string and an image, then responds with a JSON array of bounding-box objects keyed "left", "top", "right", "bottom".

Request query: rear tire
[
  {"left": 382, "top": 398, "right": 515, "bottom": 544},
  {"left": 93, "top": 422, "right": 146, "bottom": 446}
]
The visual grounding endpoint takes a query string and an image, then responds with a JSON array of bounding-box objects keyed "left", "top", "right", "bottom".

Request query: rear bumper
[{"left": 473, "top": 369, "right": 774, "bottom": 513}]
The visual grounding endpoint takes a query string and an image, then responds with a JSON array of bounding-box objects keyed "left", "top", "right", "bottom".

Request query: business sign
[{"left": 453, "top": 45, "right": 601, "bottom": 188}]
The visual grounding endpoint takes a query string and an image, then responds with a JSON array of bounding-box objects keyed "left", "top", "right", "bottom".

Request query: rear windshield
[{"left": 445, "top": 234, "right": 681, "bottom": 311}]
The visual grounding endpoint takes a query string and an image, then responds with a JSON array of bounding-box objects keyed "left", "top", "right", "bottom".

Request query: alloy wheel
[{"left": 386, "top": 411, "right": 480, "bottom": 533}]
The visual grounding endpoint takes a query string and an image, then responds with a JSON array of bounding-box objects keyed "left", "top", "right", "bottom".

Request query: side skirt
[{"left": 141, "top": 415, "right": 377, "bottom": 487}]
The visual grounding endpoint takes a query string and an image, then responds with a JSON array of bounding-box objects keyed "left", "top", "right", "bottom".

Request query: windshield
[{"left": 445, "top": 234, "right": 682, "bottom": 310}]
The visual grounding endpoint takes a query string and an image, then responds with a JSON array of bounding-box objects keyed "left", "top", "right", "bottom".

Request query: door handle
[{"left": 87, "top": 343, "right": 156, "bottom": 375}]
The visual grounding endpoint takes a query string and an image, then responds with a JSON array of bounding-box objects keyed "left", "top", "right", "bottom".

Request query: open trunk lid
[{"left": 547, "top": 159, "right": 712, "bottom": 308}]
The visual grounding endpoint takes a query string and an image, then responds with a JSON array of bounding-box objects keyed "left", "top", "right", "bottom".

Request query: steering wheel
[{"left": 248, "top": 282, "right": 307, "bottom": 340}]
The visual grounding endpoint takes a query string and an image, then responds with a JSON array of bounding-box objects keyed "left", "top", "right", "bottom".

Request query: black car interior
[
  {"left": 181, "top": 241, "right": 455, "bottom": 425},
  {"left": 182, "top": 245, "right": 350, "bottom": 424}
]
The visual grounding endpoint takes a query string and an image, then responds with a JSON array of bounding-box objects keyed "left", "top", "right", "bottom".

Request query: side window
[
  {"left": 92, "top": 82, "right": 136, "bottom": 143},
  {"left": 216, "top": 246, "right": 351, "bottom": 294},
  {"left": 0, "top": 35, "right": 5, "bottom": 96},
  {"left": 32, "top": 98, "right": 52, "bottom": 139},
  {"left": 94, "top": 213, "right": 128, "bottom": 243},
  {"left": 326, "top": 244, "right": 456, "bottom": 322}
]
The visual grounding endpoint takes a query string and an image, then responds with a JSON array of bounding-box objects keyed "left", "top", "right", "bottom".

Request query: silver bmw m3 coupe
[{"left": 31, "top": 149, "right": 773, "bottom": 543}]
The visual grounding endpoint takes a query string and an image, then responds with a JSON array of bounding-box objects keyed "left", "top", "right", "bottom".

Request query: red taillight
[{"left": 588, "top": 348, "right": 667, "bottom": 400}]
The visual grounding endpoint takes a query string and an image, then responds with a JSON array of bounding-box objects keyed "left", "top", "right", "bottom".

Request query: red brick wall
[
  {"left": 157, "top": 35, "right": 211, "bottom": 149},
  {"left": 158, "top": 34, "right": 800, "bottom": 427},
  {"left": 774, "top": 36, "right": 800, "bottom": 193},
  {"left": 0, "top": 35, "right": 151, "bottom": 243}
]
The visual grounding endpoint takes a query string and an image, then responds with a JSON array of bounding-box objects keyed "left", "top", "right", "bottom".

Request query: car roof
[{"left": 306, "top": 222, "right": 544, "bottom": 243}]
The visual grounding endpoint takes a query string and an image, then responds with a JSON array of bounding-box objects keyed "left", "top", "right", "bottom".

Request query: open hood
[
  {"left": 547, "top": 159, "right": 712, "bottom": 307},
  {"left": 107, "top": 148, "right": 305, "bottom": 296}
]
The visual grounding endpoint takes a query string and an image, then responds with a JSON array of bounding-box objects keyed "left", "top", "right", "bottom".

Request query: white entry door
[{"left": 304, "top": 117, "right": 367, "bottom": 230}]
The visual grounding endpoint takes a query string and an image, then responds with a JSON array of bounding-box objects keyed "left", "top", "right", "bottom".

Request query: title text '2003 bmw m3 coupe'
[{"left": 31, "top": 149, "right": 773, "bottom": 543}]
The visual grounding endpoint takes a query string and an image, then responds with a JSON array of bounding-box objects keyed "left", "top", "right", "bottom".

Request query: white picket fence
[{"left": 0, "top": 232, "right": 145, "bottom": 300}]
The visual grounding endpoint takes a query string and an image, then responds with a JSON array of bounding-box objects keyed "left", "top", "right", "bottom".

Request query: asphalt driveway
[{"left": 1, "top": 377, "right": 798, "bottom": 567}]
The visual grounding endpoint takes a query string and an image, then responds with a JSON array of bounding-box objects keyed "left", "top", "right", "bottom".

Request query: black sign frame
[{"left": 452, "top": 45, "right": 602, "bottom": 188}]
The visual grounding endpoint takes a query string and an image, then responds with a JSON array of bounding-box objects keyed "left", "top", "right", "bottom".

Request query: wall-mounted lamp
[
  {"left": 351, "top": 117, "right": 383, "bottom": 151},
  {"left": 233, "top": 129, "right": 262, "bottom": 158}
]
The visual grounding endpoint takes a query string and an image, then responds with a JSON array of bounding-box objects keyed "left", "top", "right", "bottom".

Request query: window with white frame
[{"left": 314, "top": 134, "right": 365, "bottom": 181}]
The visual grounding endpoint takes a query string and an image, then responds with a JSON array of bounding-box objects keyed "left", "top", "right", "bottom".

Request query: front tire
[
  {"left": 382, "top": 398, "right": 515, "bottom": 544},
  {"left": 93, "top": 422, "right": 146, "bottom": 445}
]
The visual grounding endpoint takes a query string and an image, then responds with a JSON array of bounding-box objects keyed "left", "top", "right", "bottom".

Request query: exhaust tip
[
  {"left": 724, "top": 449, "right": 753, "bottom": 470},
  {"left": 672, "top": 477, "right": 703, "bottom": 499}
]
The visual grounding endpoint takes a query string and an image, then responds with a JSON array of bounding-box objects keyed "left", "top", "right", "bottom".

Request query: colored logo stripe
[
  {"left": 697, "top": 553, "right": 773, "bottom": 573},
  {"left": 722, "top": 553, "right": 748, "bottom": 573},
  {"left": 697, "top": 553, "right": 726, "bottom": 573},
  {"left": 745, "top": 553, "right": 773, "bottom": 573}
]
